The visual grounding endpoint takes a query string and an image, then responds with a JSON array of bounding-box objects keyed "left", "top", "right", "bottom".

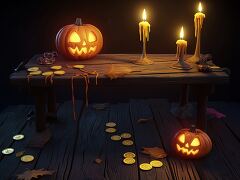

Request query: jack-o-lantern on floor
[
  {"left": 56, "top": 18, "right": 103, "bottom": 60},
  {"left": 172, "top": 125, "right": 212, "bottom": 159}
]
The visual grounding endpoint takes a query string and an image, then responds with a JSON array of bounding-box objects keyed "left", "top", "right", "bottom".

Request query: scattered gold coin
[
  {"left": 123, "top": 157, "right": 135, "bottom": 165},
  {"left": 150, "top": 160, "right": 163, "bottom": 168},
  {"left": 139, "top": 163, "right": 152, "bottom": 171},
  {"left": 13, "top": 134, "right": 24, "bottom": 140},
  {"left": 42, "top": 71, "right": 53, "bottom": 76},
  {"left": 21, "top": 155, "right": 34, "bottom": 162},
  {"left": 123, "top": 152, "right": 136, "bottom": 158},
  {"left": 111, "top": 135, "right": 121, "bottom": 141},
  {"left": 2, "top": 148, "right": 14, "bottom": 155},
  {"left": 122, "top": 140, "right": 134, "bottom": 146},
  {"left": 73, "top": 65, "right": 85, "bottom": 69},
  {"left": 27, "top": 67, "right": 39, "bottom": 72},
  {"left": 29, "top": 71, "right": 42, "bottom": 75},
  {"left": 121, "top": 133, "right": 132, "bottom": 139},
  {"left": 51, "top": 65, "right": 62, "bottom": 70},
  {"left": 106, "top": 122, "right": 116, "bottom": 127},
  {"left": 105, "top": 128, "right": 117, "bottom": 133},
  {"left": 54, "top": 70, "right": 66, "bottom": 75}
]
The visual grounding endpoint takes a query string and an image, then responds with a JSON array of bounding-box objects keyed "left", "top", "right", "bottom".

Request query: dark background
[{"left": 0, "top": 0, "right": 239, "bottom": 109}]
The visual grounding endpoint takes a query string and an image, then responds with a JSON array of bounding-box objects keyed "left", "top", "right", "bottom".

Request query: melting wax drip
[
  {"left": 44, "top": 75, "right": 54, "bottom": 85},
  {"left": 194, "top": 13, "right": 205, "bottom": 37},
  {"left": 176, "top": 41, "right": 187, "bottom": 58},
  {"left": 139, "top": 22, "right": 150, "bottom": 41}
]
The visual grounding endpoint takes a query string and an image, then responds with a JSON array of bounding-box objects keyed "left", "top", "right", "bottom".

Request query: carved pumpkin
[
  {"left": 172, "top": 125, "right": 212, "bottom": 158},
  {"left": 56, "top": 18, "right": 103, "bottom": 60}
]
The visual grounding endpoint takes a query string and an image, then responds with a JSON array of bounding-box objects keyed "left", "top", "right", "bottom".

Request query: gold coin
[
  {"left": 150, "top": 160, "right": 163, "bottom": 168},
  {"left": 106, "top": 122, "right": 116, "bottom": 127},
  {"left": 54, "top": 70, "right": 65, "bottom": 75},
  {"left": 73, "top": 65, "right": 85, "bottom": 69},
  {"left": 13, "top": 134, "right": 24, "bottom": 140},
  {"left": 42, "top": 71, "right": 53, "bottom": 76},
  {"left": 2, "top": 148, "right": 14, "bottom": 155},
  {"left": 123, "top": 157, "right": 135, "bottom": 165},
  {"left": 123, "top": 152, "right": 136, "bottom": 158},
  {"left": 29, "top": 71, "right": 42, "bottom": 75},
  {"left": 121, "top": 133, "right": 132, "bottom": 139},
  {"left": 111, "top": 135, "right": 121, "bottom": 141},
  {"left": 139, "top": 163, "right": 152, "bottom": 171},
  {"left": 21, "top": 155, "right": 34, "bottom": 162},
  {"left": 27, "top": 67, "right": 39, "bottom": 72},
  {"left": 105, "top": 128, "right": 117, "bottom": 133},
  {"left": 51, "top": 65, "right": 62, "bottom": 70},
  {"left": 122, "top": 140, "right": 134, "bottom": 146}
]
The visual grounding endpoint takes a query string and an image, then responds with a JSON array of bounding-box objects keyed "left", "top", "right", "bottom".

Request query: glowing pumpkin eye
[
  {"left": 191, "top": 138, "right": 200, "bottom": 146},
  {"left": 178, "top": 134, "right": 185, "bottom": 143},
  {"left": 88, "top": 32, "right": 96, "bottom": 42},
  {"left": 69, "top": 32, "right": 81, "bottom": 42}
]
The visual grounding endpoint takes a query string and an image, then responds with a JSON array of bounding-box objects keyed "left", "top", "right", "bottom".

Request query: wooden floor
[{"left": 0, "top": 99, "right": 240, "bottom": 180}]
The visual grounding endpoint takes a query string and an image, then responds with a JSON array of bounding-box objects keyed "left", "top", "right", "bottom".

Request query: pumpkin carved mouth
[
  {"left": 176, "top": 144, "right": 199, "bottom": 155},
  {"left": 68, "top": 46, "right": 97, "bottom": 56}
]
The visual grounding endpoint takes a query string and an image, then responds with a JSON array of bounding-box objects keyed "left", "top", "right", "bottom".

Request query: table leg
[
  {"left": 194, "top": 84, "right": 214, "bottom": 130},
  {"left": 47, "top": 86, "right": 57, "bottom": 121},
  {"left": 32, "top": 87, "right": 47, "bottom": 132},
  {"left": 179, "top": 84, "right": 189, "bottom": 107}
]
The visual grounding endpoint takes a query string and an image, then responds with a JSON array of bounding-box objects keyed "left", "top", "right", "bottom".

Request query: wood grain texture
[{"left": 10, "top": 54, "right": 229, "bottom": 87}]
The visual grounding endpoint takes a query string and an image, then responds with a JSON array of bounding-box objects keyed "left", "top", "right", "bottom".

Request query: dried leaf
[
  {"left": 137, "top": 118, "right": 152, "bottom": 124},
  {"left": 17, "top": 168, "right": 55, "bottom": 180},
  {"left": 94, "top": 158, "right": 102, "bottom": 164},
  {"left": 141, "top": 147, "right": 167, "bottom": 159},
  {"left": 105, "top": 65, "right": 132, "bottom": 80},
  {"left": 16, "top": 151, "right": 25, "bottom": 157}
]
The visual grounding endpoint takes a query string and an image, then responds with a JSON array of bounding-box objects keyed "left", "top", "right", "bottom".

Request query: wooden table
[{"left": 10, "top": 54, "right": 229, "bottom": 132}]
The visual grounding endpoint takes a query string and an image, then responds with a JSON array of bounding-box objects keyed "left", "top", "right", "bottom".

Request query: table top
[{"left": 10, "top": 54, "right": 229, "bottom": 86}]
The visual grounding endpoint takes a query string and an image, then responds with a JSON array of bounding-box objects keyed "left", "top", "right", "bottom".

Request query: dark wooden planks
[
  {"left": 68, "top": 104, "right": 108, "bottom": 180},
  {"left": 33, "top": 101, "right": 83, "bottom": 180},
  {"left": 129, "top": 99, "right": 172, "bottom": 179},
  {"left": 0, "top": 105, "right": 33, "bottom": 179},
  {"left": 148, "top": 99, "right": 200, "bottom": 180},
  {"left": 104, "top": 103, "right": 138, "bottom": 180}
]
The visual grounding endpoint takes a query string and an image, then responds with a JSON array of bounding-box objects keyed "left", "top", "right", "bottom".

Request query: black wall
[{"left": 1, "top": 0, "right": 239, "bottom": 107}]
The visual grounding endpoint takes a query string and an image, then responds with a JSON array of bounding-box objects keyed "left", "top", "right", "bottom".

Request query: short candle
[{"left": 176, "top": 26, "right": 187, "bottom": 60}]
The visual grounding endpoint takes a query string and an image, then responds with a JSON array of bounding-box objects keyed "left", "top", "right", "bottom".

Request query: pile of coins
[
  {"left": 105, "top": 121, "right": 165, "bottom": 171},
  {"left": 105, "top": 122, "right": 134, "bottom": 146},
  {"left": 1, "top": 134, "right": 35, "bottom": 163},
  {"left": 27, "top": 65, "right": 66, "bottom": 77}
]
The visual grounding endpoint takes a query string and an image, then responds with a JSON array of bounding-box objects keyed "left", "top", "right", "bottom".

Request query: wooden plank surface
[
  {"left": 129, "top": 99, "right": 172, "bottom": 179},
  {"left": 104, "top": 103, "right": 138, "bottom": 180},
  {"left": 1, "top": 100, "right": 240, "bottom": 179},
  {"left": 10, "top": 54, "right": 229, "bottom": 86}
]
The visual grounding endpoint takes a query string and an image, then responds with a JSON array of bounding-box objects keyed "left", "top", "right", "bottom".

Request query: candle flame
[
  {"left": 198, "top": 2, "right": 202, "bottom": 12},
  {"left": 142, "top": 9, "right": 147, "bottom": 21},
  {"left": 180, "top": 26, "right": 184, "bottom": 39}
]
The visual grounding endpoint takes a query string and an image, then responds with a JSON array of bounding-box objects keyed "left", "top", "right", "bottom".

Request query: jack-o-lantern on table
[
  {"left": 172, "top": 125, "right": 212, "bottom": 159},
  {"left": 56, "top": 18, "right": 103, "bottom": 60}
]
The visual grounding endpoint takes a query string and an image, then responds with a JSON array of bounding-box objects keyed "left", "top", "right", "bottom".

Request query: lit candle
[
  {"left": 188, "top": 2, "right": 206, "bottom": 63},
  {"left": 176, "top": 26, "right": 187, "bottom": 60},
  {"left": 136, "top": 9, "right": 153, "bottom": 65},
  {"left": 139, "top": 9, "right": 150, "bottom": 42},
  {"left": 194, "top": 2, "right": 205, "bottom": 37},
  {"left": 172, "top": 26, "right": 192, "bottom": 70}
]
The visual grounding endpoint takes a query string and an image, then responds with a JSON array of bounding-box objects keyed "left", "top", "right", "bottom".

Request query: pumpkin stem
[
  {"left": 190, "top": 125, "right": 196, "bottom": 132},
  {"left": 75, "top": 18, "right": 83, "bottom": 26}
]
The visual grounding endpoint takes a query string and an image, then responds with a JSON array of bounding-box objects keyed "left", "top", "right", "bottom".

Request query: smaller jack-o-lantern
[
  {"left": 56, "top": 18, "right": 103, "bottom": 60},
  {"left": 172, "top": 125, "right": 212, "bottom": 159}
]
